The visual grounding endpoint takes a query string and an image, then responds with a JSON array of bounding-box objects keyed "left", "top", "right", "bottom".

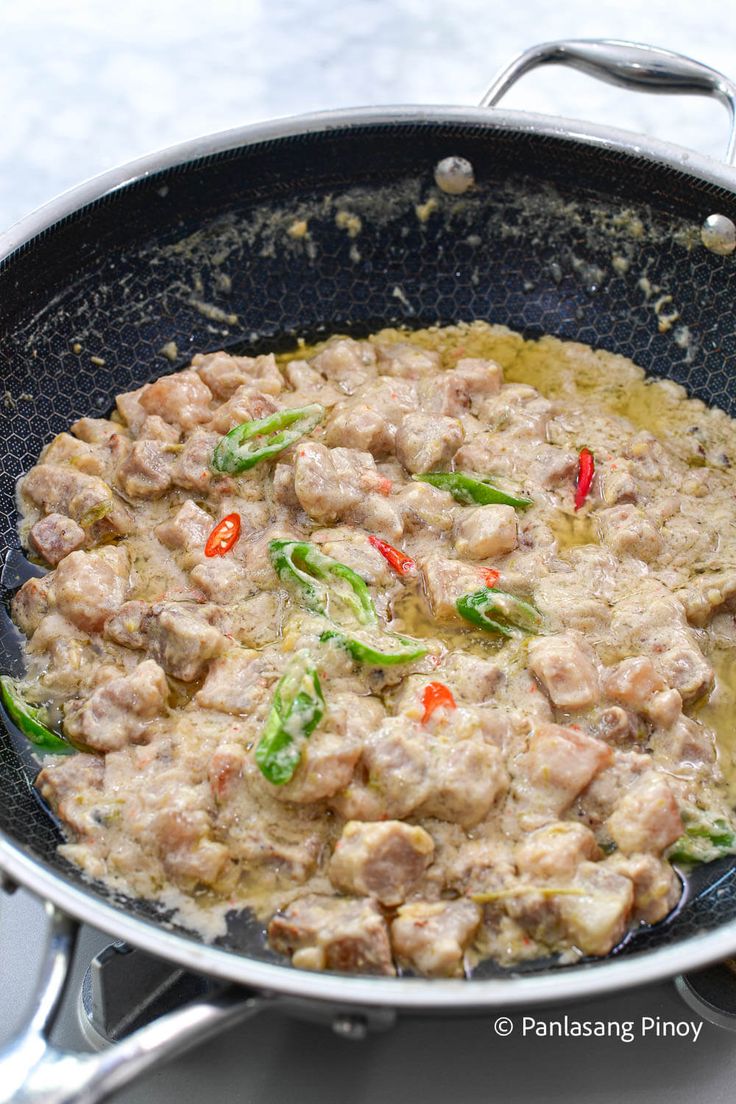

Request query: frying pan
[{"left": 2, "top": 37, "right": 736, "bottom": 1104}]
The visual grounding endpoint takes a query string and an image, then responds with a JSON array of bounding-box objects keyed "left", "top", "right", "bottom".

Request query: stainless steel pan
[{"left": 2, "top": 38, "right": 736, "bottom": 1104}]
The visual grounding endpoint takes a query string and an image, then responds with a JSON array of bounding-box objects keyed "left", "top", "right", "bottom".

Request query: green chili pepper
[
  {"left": 0, "top": 677, "right": 73, "bottom": 754},
  {"left": 255, "top": 650, "right": 325, "bottom": 785},
  {"left": 320, "top": 628, "right": 428, "bottom": 666},
  {"left": 212, "top": 403, "right": 325, "bottom": 473},
  {"left": 668, "top": 814, "right": 736, "bottom": 866},
  {"left": 414, "top": 471, "right": 532, "bottom": 510},
  {"left": 269, "top": 539, "right": 377, "bottom": 625},
  {"left": 456, "top": 588, "right": 542, "bottom": 637}
]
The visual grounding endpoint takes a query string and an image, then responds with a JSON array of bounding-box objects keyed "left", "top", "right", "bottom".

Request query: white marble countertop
[{"left": 2, "top": 0, "right": 736, "bottom": 232}]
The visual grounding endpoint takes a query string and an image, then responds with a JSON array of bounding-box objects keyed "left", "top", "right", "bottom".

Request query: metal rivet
[
  {"left": 332, "top": 1014, "right": 368, "bottom": 1040},
  {"left": 701, "top": 213, "right": 736, "bottom": 255},
  {"left": 434, "top": 156, "right": 475, "bottom": 195}
]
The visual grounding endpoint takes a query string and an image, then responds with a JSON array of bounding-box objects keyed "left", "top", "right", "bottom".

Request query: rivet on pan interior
[
  {"left": 701, "top": 213, "right": 736, "bottom": 255},
  {"left": 434, "top": 156, "right": 475, "bottom": 195}
]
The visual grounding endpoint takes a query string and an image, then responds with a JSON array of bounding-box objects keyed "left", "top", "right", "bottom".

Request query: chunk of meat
[
  {"left": 11, "top": 575, "right": 52, "bottom": 637},
  {"left": 269, "top": 728, "right": 363, "bottom": 804},
  {"left": 602, "top": 656, "right": 665, "bottom": 710},
  {"left": 293, "top": 443, "right": 403, "bottom": 538},
  {"left": 329, "top": 820, "right": 434, "bottom": 906},
  {"left": 326, "top": 378, "right": 416, "bottom": 458},
  {"left": 597, "top": 505, "right": 662, "bottom": 563},
  {"left": 269, "top": 894, "right": 394, "bottom": 974},
  {"left": 394, "top": 413, "right": 464, "bottom": 474},
  {"left": 63, "top": 660, "right": 168, "bottom": 752},
  {"left": 193, "top": 351, "right": 283, "bottom": 399},
  {"left": 146, "top": 605, "right": 225, "bottom": 681},
  {"left": 418, "top": 738, "right": 507, "bottom": 827},
  {"left": 419, "top": 554, "right": 495, "bottom": 623},
  {"left": 606, "top": 852, "right": 681, "bottom": 924},
  {"left": 439, "top": 652, "right": 505, "bottom": 703},
  {"left": 394, "top": 481, "right": 456, "bottom": 533},
  {"left": 149, "top": 800, "right": 230, "bottom": 888},
  {"left": 207, "top": 386, "right": 279, "bottom": 434},
  {"left": 518, "top": 723, "right": 613, "bottom": 815},
  {"left": 311, "top": 527, "right": 394, "bottom": 586},
  {"left": 51, "top": 547, "right": 128, "bottom": 633},
  {"left": 656, "top": 641, "right": 714, "bottom": 701},
  {"left": 115, "top": 386, "right": 147, "bottom": 432},
  {"left": 375, "top": 342, "right": 440, "bottom": 379},
  {"left": 528, "top": 634, "right": 599, "bottom": 711},
  {"left": 36, "top": 753, "right": 105, "bottom": 835},
  {"left": 171, "top": 431, "right": 221, "bottom": 494},
  {"left": 208, "top": 743, "right": 247, "bottom": 801},
  {"left": 103, "top": 600, "right": 150, "bottom": 650},
  {"left": 195, "top": 649, "right": 278, "bottom": 715},
  {"left": 453, "top": 504, "right": 517, "bottom": 560},
  {"left": 28, "top": 513, "right": 85, "bottom": 566},
  {"left": 41, "top": 433, "right": 108, "bottom": 478},
  {"left": 71, "top": 417, "right": 126, "bottom": 444},
  {"left": 115, "top": 440, "right": 174, "bottom": 499},
  {"left": 22, "top": 463, "right": 104, "bottom": 518},
  {"left": 310, "top": 337, "right": 377, "bottom": 393},
  {"left": 515, "top": 822, "right": 599, "bottom": 882},
  {"left": 419, "top": 357, "right": 503, "bottom": 419},
  {"left": 555, "top": 861, "right": 634, "bottom": 956},
  {"left": 606, "top": 773, "right": 683, "bottom": 855},
  {"left": 155, "top": 499, "right": 212, "bottom": 552},
  {"left": 139, "top": 369, "right": 213, "bottom": 431},
  {"left": 138, "top": 415, "right": 181, "bottom": 444},
  {"left": 391, "top": 900, "right": 481, "bottom": 977}
]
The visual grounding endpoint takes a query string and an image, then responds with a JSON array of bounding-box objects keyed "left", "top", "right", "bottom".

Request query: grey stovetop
[{"left": 3, "top": 2, "right": 736, "bottom": 1101}]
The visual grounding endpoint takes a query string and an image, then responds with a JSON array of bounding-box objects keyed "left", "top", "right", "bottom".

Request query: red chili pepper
[
  {"left": 574, "top": 448, "right": 595, "bottom": 511},
  {"left": 421, "top": 681, "right": 456, "bottom": 723},
  {"left": 204, "top": 513, "right": 241, "bottom": 557},
  {"left": 368, "top": 535, "right": 416, "bottom": 576},
  {"left": 480, "top": 568, "right": 500, "bottom": 588}
]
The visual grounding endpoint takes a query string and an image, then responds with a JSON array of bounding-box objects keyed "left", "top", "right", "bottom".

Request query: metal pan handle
[
  {"left": 480, "top": 38, "right": 736, "bottom": 164},
  {"left": 0, "top": 902, "right": 262, "bottom": 1104}
]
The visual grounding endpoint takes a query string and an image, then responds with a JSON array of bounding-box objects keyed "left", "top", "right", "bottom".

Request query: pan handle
[
  {"left": 0, "top": 901, "right": 263, "bottom": 1104},
  {"left": 480, "top": 39, "right": 736, "bottom": 164}
]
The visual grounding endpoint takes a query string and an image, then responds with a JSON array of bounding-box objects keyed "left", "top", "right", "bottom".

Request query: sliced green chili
[
  {"left": 212, "top": 403, "right": 325, "bottom": 473},
  {"left": 414, "top": 471, "right": 532, "bottom": 510},
  {"left": 668, "top": 813, "right": 736, "bottom": 866},
  {"left": 0, "top": 677, "right": 73, "bottom": 754},
  {"left": 320, "top": 628, "right": 428, "bottom": 666},
  {"left": 269, "top": 539, "right": 377, "bottom": 625},
  {"left": 456, "top": 588, "right": 542, "bottom": 637},
  {"left": 255, "top": 650, "right": 325, "bottom": 785}
]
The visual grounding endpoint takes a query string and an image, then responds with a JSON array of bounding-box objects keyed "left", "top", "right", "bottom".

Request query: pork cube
[
  {"left": 421, "top": 358, "right": 503, "bottom": 417},
  {"left": 36, "top": 753, "right": 105, "bottom": 836},
  {"left": 138, "top": 415, "right": 181, "bottom": 443},
  {"left": 268, "top": 894, "right": 395, "bottom": 975},
  {"left": 520, "top": 723, "right": 613, "bottom": 814},
  {"left": 139, "top": 369, "right": 213, "bottom": 430},
  {"left": 115, "top": 386, "right": 147, "bottom": 432},
  {"left": 51, "top": 547, "right": 128, "bottom": 633},
  {"left": 41, "top": 433, "right": 108, "bottom": 478},
  {"left": 391, "top": 900, "right": 481, "bottom": 977},
  {"left": 606, "top": 773, "right": 683, "bottom": 855},
  {"left": 63, "top": 660, "right": 168, "bottom": 752},
  {"left": 207, "top": 386, "right": 278, "bottom": 434},
  {"left": 656, "top": 641, "right": 714, "bottom": 701},
  {"left": 596, "top": 505, "right": 662, "bottom": 563},
  {"left": 310, "top": 337, "right": 377, "bottom": 392},
  {"left": 208, "top": 743, "right": 247, "bottom": 801},
  {"left": 21, "top": 463, "right": 101, "bottom": 516},
  {"left": 195, "top": 649, "right": 278, "bottom": 715},
  {"left": 394, "top": 481, "right": 456, "bottom": 533},
  {"left": 103, "top": 600, "right": 150, "bottom": 650},
  {"left": 606, "top": 852, "right": 681, "bottom": 924},
  {"left": 28, "top": 513, "right": 85, "bottom": 566},
  {"left": 602, "top": 656, "right": 666, "bottom": 710},
  {"left": 293, "top": 443, "right": 390, "bottom": 524},
  {"left": 419, "top": 738, "right": 507, "bottom": 827},
  {"left": 528, "top": 634, "right": 599, "bottom": 711},
  {"left": 115, "top": 440, "right": 174, "bottom": 499},
  {"left": 71, "top": 417, "right": 125, "bottom": 444},
  {"left": 171, "top": 431, "right": 221, "bottom": 494},
  {"left": 376, "top": 342, "right": 440, "bottom": 379},
  {"left": 329, "top": 820, "right": 434, "bottom": 906},
  {"left": 193, "top": 351, "right": 283, "bottom": 399},
  {"left": 11, "top": 575, "right": 52, "bottom": 636},
  {"left": 311, "top": 527, "right": 395, "bottom": 586},
  {"left": 269, "top": 728, "right": 363, "bottom": 804},
  {"left": 556, "top": 861, "right": 634, "bottom": 956},
  {"left": 453, "top": 504, "right": 518, "bottom": 560},
  {"left": 515, "top": 822, "right": 599, "bottom": 882},
  {"left": 155, "top": 500, "right": 212, "bottom": 554},
  {"left": 419, "top": 555, "right": 494, "bottom": 623},
  {"left": 146, "top": 605, "right": 225, "bottom": 681},
  {"left": 326, "top": 378, "right": 416, "bottom": 457},
  {"left": 394, "top": 413, "right": 464, "bottom": 474},
  {"left": 332, "top": 721, "right": 432, "bottom": 821},
  {"left": 440, "top": 652, "right": 505, "bottom": 703}
]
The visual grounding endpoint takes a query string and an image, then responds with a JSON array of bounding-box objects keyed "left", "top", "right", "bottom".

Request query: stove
[{"left": 2, "top": 885, "right": 736, "bottom": 1104}]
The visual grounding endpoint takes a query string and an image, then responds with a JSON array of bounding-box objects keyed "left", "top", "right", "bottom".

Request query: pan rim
[{"left": 2, "top": 102, "right": 736, "bottom": 1008}]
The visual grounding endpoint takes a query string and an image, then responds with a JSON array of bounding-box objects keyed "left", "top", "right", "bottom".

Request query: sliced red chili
[
  {"left": 574, "top": 447, "right": 595, "bottom": 511},
  {"left": 480, "top": 568, "right": 500, "bottom": 588},
  {"left": 421, "top": 681, "right": 456, "bottom": 723},
  {"left": 368, "top": 535, "right": 416, "bottom": 576},
  {"left": 205, "top": 512, "right": 241, "bottom": 557}
]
